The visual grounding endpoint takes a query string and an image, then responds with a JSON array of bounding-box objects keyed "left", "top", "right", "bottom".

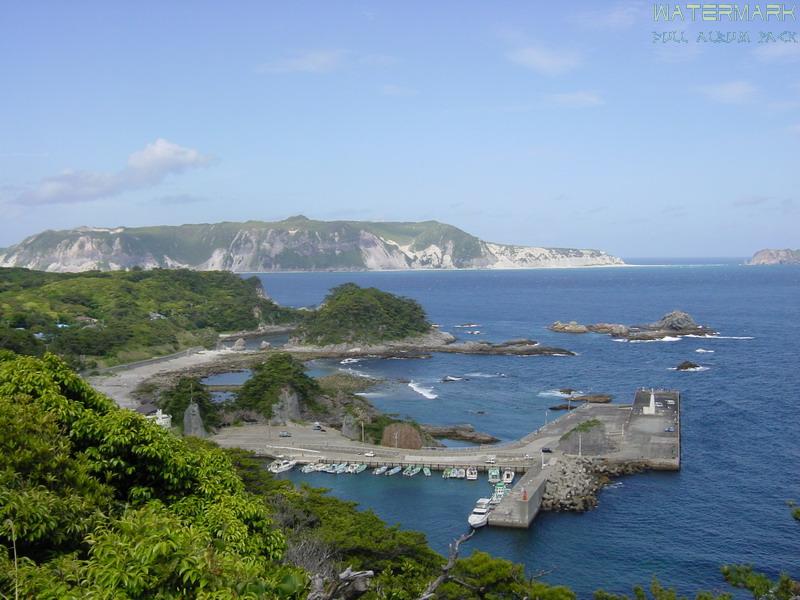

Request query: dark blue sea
[{"left": 242, "top": 263, "right": 799, "bottom": 597}]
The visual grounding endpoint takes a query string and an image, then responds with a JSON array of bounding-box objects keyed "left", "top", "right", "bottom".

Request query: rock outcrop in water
[
  {"left": 0, "top": 216, "right": 625, "bottom": 272},
  {"left": 420, "top": 423, "right": 499, "bottom": 444},
  {"left": 550, "top": 310, "right": 714, "bottom": 341},
  {"left": 676, "top": 361, "right": 701, "bottom": 371}
]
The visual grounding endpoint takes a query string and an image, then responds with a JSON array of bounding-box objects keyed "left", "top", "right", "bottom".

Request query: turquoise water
[{"left": 252, "top": 264, "right": 799, "bottom": 596}]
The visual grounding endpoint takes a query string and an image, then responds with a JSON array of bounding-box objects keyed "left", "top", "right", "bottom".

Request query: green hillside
[{"left": 0, "top": 267, "right": 295, "bottom": 368}]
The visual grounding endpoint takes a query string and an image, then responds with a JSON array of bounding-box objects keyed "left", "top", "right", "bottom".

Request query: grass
[{"left": 561, "top": 418, "right": 603, "bottom": 440}]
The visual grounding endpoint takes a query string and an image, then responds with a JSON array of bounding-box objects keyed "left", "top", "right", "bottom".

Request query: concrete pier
[{"left": 212, "top": 388, "right": 681, "bottom": 529}]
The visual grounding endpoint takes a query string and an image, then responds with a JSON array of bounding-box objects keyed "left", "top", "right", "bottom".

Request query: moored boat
[
  {"left": 386, "top": 466, "right": 402, "bottom": 476},
  {"left": 487, "top": 467, "right": 501, "bottom": 483},
  {"left": 502, "top": 469, "right": 515, "bottom": 484},
  {"left": 270, "top": 459, "right": 297, "bottom": 474},
  {"left": 442, "top": 467, "right": 452, "bottom": 479},
  {"left": 335, "top": 463, "right": 348, "bottom": 474},
  {"left": 373, "top": 465, "right": 388, "bottom": 475},
  {"left": 301, "top": 463, "right": 316, "bottom": 474},
  {"left": 466, "top": 466, "right": 478, "bottom": 480},
  {"left": 355, "top": 463, "right": 367, "bottom": 474},
  {"left": 423, "top": 467, "right": 432, "bottom": 477}
]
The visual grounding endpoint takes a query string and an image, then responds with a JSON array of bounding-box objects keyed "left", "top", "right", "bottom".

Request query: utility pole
[{"left": 361, "top": 421, "right": 365, "bottom": 443}]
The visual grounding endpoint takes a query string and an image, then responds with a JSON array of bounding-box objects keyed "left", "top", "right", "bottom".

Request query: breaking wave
[
  {"left": 695, "top": 348, "right": 715, "bottom": 353},
  {"left": 408, "top": 381, "right": 438, "bottom": 399}
]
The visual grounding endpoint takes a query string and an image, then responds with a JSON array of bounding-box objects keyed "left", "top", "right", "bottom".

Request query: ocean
[{"left": 244, "top": 262, "right": 799, "bottom": 597}]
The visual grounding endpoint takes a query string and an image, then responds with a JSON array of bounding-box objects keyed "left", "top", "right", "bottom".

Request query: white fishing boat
[
  {"left": 335, "top": 463, "right": 348, "bottom": 474},
  {"left": 423, "top": 467, "right": 432, "bottom": 477},
  {"left": 301, "top": 463, "right": 316, "bottom": 474},
  {"left": 373, "top": 465, "right": 388, "bottom": 475},
  {"left": 386, "top": 466, "right": 402, "bottom": 476},
  {"left": 313, "top": 463, "right": 328, "bottom": 472},
  {"left": 502, "top": 469, "right": 515, "bottom": 484},
  {"left": 270, "top": 459, "right": 297, "bottom": 474},
  {"left": 355, "top": 463, "right": 367, "bottom": 474},
  {"left": 466, "top": 466, "right": 478, "bottom": 480},
  {"left": 468, "top": 498, "right": 492, "bottom": 528},
  {"left": 346, "top": 463, "right": 359, "bottom": 474},
  {"left": 442, "top": 467, "right": 452, "bottom": 479}
]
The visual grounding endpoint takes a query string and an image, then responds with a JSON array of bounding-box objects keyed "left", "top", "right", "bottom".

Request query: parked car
[
  {"left": 278, "top": 431, "right": 291, "bottom": 438},
  {"left": 541, "top": 447, "right": 553, "bottom": 453},
  {"left": 364, "top": 451, "right": 376, "bottom": 457}
]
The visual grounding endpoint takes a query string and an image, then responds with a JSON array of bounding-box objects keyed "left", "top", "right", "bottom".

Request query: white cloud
[
  {"left": 380, "top": 83, "right": 418, "bottom": 97},
  {"left": 753, "top": 43, "right": 800, "bottom": 63},
  {"left": 545, "top": 91, "right": 604, "bottom": 108},
  {"left": 697, "top": 81, "right": 757, "bottom": 104},
  {"left": 257, "top": 50, "right": 347, "bottom": 74},
  {"left": 506, "top": 44, "right": 581, "bottom": 75},
  {"left": 14, "top": 139, "right": 210, "bottom": 205},
  {"left": 571, "top": 2, "right": 645, "bottom": 29}
]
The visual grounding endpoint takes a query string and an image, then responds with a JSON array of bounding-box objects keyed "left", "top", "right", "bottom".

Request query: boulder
[
  {"left": 676, "top": 360, "right": 700, "bottom": 371},
  {"left": 231, "top": 337, "right": 247, "bottom": 351},
  {"left": 549, "top": 321, "right": 589, "bottom": 333},
  {"left": 269, "top": 387, "right": 302, "bottom": 425},
  {"left": 380, "top": 423, "right": 423, "bottom": 449},
  {"left": 259, "top": 340, "right": 271, "bottom": 350},
  {"left": 183, "top": 401, "right": 207, "bottom": 438},
  {"left": 653, "top": 311, "right": 698, "bottom": 331}
]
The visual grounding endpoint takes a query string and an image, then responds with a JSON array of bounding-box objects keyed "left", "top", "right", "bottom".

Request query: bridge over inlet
[{"left": 212, "top": 389, "right": 680, "bottom": 528}]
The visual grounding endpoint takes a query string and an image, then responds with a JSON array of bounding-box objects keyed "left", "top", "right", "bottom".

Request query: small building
[{"left": 146, "top": 409, "right": 172, "bottom": 429}]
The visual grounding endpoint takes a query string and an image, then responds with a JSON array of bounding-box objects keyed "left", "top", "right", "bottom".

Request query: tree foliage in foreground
[{"left": 0, "top": 353, "right": 299, "bottom": 598}]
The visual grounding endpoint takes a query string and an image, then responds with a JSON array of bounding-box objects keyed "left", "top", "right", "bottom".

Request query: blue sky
[{"left": 1, "top": 1, "right": 798, "bottom": 257}]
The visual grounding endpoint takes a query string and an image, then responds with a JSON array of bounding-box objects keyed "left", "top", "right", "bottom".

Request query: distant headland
[
  {"left": 0, "top": 215, "right": 624, "bottom": 273},
  {"left": 745, "top": 248, "right": 800, "bottom": 266}
]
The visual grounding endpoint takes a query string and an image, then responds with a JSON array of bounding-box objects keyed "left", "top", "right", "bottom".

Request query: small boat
[
  {"left": 386, "top": 466, "right": 402, "bottom": 476},
  {"left": 355, "top": 463, "right": 367, "bottom": 474},
  {"left": 455, "top": 468, "right": 466, "bottom": 479},
  {"left": 346, "top": 463, "right": 359, "bottom": 474},
  {"left": 442, "top": 467, "right": 452, "bottom": 479},
  {"left": 423, "top": 467, "right": 432, "bottom": 477},
  {"left": 466, "top": 466, "right": 478, "bottom": 480},
  {"left": 487, "top": 467, "right": 501, "bottom": 484},
  {"left": 402, "top": 465, "right": 414, "bottom": 476},
  {"left": 301, "top": 463, "right": 316, "bottom": 474},
  {"left": 442, "top": 375, "right": 464, "bottom": 382},
  {"left": 335, "top": 463, "right": 348, "bottom": 474},
  {"left": 407, "top": 466, "right": 421, "bottom": 477},
  {"left": 323, "top": 464, "right": 338, "bottom": 473},
  {"left": 373, "top": 465, "right": 388, "bottom": 475},
  {"left": 314, "top": 463, "right": 328, "bottom": 472},
  {"left": 490, "top": 483, "right": 507, "bottom": 504},
  {"left": 270, "top": 459, "right": 297, "bottom": 474},
  {"left": 468, "top": 505, "right": 490, "bottom": 528},
  {"left": 502, "top": 469, "right": 515, "bottom": 484}
]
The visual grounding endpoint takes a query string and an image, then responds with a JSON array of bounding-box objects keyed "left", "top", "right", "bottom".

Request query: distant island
[
  {"left": 0, "top": 215, "right": 624, "bottom": 272},
  {"left": 746, "top": 248, "right": 800, "bottom": 265}
]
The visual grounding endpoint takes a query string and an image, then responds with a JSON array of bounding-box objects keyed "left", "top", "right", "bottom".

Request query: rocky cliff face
[
  {"left": 746, "top": 248, "right": 800, "bottom": 265},
  {"left": 0, "top": 216, "right": 625, "bottom": 272}
]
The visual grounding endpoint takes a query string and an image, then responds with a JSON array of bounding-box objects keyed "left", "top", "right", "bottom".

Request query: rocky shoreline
[
  {"left": 541, "top": 456, "right": 646, "bottom": 512},
  {"left": 284, "top": 329, "right": 575, "bottom": 358},
  {"left": 420, "top": 423, "right": 499, "bottom": 444}
]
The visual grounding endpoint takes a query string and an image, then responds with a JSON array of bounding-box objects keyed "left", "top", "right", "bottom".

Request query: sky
[{"left": 1, "top": 1, "right": 798, "bottom": 257}]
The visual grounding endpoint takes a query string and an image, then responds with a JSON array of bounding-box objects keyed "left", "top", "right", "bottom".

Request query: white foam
[
  {"left": 408, "top": 381, "right": 438, "bottom": 399},
  {"left": 626, "top": 336, "right": 682, "bottom": 343},
  {"left": 340, "top": 357, "right": 362, "bottom": 364},
  {"left": 538, "top": 389, "right": 582, "bottom": 398},
  {"left": 684, "top": 334, "right": 754, "bottom": 340},
  {"left": 338, "top": 367, "right": 372, "bottom": 379},
  {"left": 668, "top": 366, "right": 710, "bottom": 372},
  {"left": 464, "top": 372, "right": 507, "bottom": 378},
  {"left": 695, "top": 348, "right": 715, "bottom": 354}
]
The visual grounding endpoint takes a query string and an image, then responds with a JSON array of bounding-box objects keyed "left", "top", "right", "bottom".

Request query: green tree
[{"left": 235, "top": 353, "right": 321, "bottom": 418}]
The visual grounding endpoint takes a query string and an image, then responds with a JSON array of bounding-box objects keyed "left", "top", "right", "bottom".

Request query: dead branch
[
  {"left": 307, "top": 566, "right": 375, "bottom": 600},
  {"left": 417, "top": 529, "right": 475, "bottom": 600}
]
